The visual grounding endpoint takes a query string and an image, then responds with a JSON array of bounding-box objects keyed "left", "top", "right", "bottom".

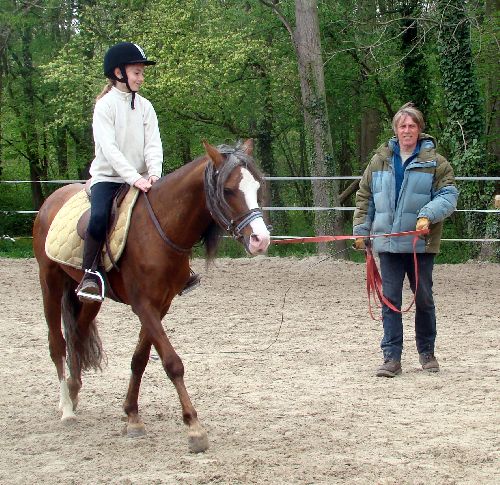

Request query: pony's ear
[
  {"left": 203, "top": 140, "right": 224, "bottom": 168},
  {"left": 241, "top": 138, "right": 254, "bottom": 155}
]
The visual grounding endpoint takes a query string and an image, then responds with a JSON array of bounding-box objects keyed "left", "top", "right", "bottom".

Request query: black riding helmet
[{"left": 103, "top": 42, "right": 156, "bottom": 109}]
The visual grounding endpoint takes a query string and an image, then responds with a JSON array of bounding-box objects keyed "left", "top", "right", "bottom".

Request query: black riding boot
[
  {"left": 179, "top": 269, "right": 201, "bottom": 296},
  {"left": 76, "top": 233, "right": 104, "bottom": 302}
]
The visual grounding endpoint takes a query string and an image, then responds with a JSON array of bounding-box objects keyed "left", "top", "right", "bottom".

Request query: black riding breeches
[{"left": 87, "top": 182, "right": 124, "bottom": 241}]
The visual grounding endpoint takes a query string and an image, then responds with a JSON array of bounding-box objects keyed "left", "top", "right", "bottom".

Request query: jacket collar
[
  {"left": 110, "top": 86, "right": 133, "bottom": 102},
  {"left": 378, "top": 133, "right": 437, "bottom": 162}
]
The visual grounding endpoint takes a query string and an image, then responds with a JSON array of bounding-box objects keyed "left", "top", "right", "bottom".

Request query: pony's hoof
[
  {"left": 61, "top": 414, "right": 77, "bottom": 425},
  {"left": 188, "top": 429, "right": 209, "bottom": 453},
  {"left": 126, "top": 422, "right": 146, "bottom": 438}
]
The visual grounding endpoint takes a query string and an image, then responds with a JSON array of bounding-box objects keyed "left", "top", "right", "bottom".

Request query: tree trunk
[
  {"left": 485, "top": 0, "right": 499, "bottom": 194},
  {"left": 56, "top": 127, "right": 68, "bottom": 177},
  {"left": 358, "top": 107, "right": 380, "bottom": 168},
  {"left": 0, "top": 57, "right": 3, "bottom": 179},
  {"left": 294, "top": 0, "right": 343, "bottom": 255},
  {"left": 437, "top": 0, "right": 495, "bottom": 260},
  {"left": 400, "top": 0, "right": 432, "bottom": 116},
  {"left": 256, "top": 62, "right": 289, "bottom": 232},
  {"left": 76, "top": 125, "right": 94, "bottom": 180},
  {"left": 179, "top": 128, "right": 192, "bottom": 165},
  {"left": 479, "top": 0, "right": 500, "bottom": 261},
  {"left": 20, "top": 26, "right": 45, "bottom": 209}
]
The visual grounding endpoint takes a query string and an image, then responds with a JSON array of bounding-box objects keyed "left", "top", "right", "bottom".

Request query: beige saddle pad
[{"left": 45, "top": 187, "right": 140, "bottom": 271}]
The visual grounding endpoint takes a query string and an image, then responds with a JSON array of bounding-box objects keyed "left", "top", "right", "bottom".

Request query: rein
[
  {"left": 142, "top": 192, "right": 191, "bottom": 254},
  {"left": 273, "top": 229, "right": 429, "bottom": 321}
]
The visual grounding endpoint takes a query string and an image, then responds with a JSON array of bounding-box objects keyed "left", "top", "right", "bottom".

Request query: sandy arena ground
[{"left": 0, "top": 256, "right": 498, "bottom": 485}]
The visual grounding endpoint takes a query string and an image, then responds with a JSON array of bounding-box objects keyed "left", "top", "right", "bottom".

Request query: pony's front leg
[
  {"left": 123, "top": 328, "right": 150, "bottom": 438},
  {"left": 159, "top": 337, "right": 209, "bottom": 452},
  {"left": 161, "top": 342, "right": 209, "bottom": 453},
  {"left": 130, "top": 304, "right": 209, "bottom": 452}
]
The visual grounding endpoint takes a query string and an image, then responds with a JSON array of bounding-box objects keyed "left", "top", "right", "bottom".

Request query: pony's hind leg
[
  {"left": 61, "top": 278, "right": 104, "bottom": 418},
  {"left": 38, "top": 264, "right": 77, "bottom": 422},
  {"left": 40, "top": 264, "right": 104, "bottom": 423}
]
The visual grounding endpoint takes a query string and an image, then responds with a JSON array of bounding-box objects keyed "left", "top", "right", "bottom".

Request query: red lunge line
[
  {"left": 364, "top": 235, "right": 422, "bottom": 321},
  {"left": 271, "top": 229, "right": 427, "bottom": 245},
  {"left": 272, "top": 229, "right": 430, "bottom": 321}
]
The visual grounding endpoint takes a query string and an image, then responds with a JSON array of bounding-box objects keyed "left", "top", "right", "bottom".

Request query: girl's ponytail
[{"left": 96, "top": 80, "right": 114, "bottom": 101}]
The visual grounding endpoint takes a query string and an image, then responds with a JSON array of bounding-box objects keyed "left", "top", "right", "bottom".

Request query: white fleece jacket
[{"left": 90, "top": 86, "right": 163, "bottom": 187}]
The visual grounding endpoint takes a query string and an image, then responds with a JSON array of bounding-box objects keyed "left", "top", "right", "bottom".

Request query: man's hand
[
  {"left": 353, "top": 237, "right": 366, "bottom": 251},
  {"left": 148, "top": 175, "right": 159, "bottom": 185},
  {"left": 416, "top": 217, "right": 430, "bottom": 231}
]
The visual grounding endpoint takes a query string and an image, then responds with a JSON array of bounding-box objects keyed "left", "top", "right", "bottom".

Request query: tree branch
[
  {"left": 0, "top": 1, "right": 43, "bottom": 57},
  {"left": 339, "top": 180, "right": 359, "bottom": 205},
  {"left": 169, "top": 108, "right": 248, "bottom": 137},
  {"left": 2, "top": 137, "right": 31, "bottom": 162},
  {"left": 259, "top": 0, "right": 295, "bottom": 40}
]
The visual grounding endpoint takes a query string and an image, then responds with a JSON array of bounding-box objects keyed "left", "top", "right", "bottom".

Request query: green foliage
[
  {"left": 0, "top": 237, "right": 33, "bottom": 258},
  {"left": 0, "top": 183, "right": 35, "bottom": 239},
  {"left": 437, "top": 0, "right": 484, "bottom": 149},
  {"left": 0, "top": 0, "right": 497, "bottom": 260}
]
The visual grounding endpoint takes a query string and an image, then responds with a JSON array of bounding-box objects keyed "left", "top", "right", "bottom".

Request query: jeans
[
  {"left": 88, "top": 182, "right": 123, "bottom": 241},
  {"left": 379, "top": 252, "right": 436, "bottom": 361}
]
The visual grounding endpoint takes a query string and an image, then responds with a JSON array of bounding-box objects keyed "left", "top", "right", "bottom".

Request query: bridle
[
  {"left": 204, "top": 149, "right": 265, "bottom": 242},
  {"left": 143, "top": 147, "right": 266, "bottom": 254}
]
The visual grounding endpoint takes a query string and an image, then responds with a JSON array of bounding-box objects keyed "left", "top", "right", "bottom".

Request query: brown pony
[{"left": 32, "top": 140, "right": 270, "bottom": 452}]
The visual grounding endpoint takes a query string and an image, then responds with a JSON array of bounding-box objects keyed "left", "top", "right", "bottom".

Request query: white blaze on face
[{"left": 239, "top": 168, "right": 270, "bottom": 253}]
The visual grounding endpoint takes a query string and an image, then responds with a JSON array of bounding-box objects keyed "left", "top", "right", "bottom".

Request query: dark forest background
[{"left": 1, "top": 1, "right": 498, "bottom": 260}]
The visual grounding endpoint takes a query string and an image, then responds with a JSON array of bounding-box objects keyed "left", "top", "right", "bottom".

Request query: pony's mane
[{"left": 217, "top": 143, "right": 264, "bottom": 185}]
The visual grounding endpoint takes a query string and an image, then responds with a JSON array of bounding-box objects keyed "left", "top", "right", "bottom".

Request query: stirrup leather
[{"left": 76, "top": 269, "right": 105, "bottom": 302}]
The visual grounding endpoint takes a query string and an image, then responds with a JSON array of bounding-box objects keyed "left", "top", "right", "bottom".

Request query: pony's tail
[{"left": 61, "top": 279, "right": 106, "bottom": 375}]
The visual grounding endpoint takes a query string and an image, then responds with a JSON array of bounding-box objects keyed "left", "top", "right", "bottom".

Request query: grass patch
[{"left": 0, "top": 238, "right": 34, "bottom": 258}]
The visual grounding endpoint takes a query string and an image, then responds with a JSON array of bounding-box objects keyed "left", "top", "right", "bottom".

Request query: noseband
[{"left": 204, "top": 150, "right": 264, "bottom": 241}]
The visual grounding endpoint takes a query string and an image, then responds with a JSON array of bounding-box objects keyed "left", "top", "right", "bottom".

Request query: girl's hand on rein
[
  {"left": 148, "top": 175, "right": 159, "bottom": 185},
  {"left": 134, "top": 177, "right": 152, "bottom": 192}
]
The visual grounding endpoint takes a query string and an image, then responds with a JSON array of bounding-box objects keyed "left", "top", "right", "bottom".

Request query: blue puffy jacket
[{"left": 353, "top": 134, "right": 458, "bottom": 253}]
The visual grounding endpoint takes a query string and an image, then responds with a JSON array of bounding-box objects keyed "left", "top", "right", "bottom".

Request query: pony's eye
[{"left": 223, "top": 188, "right": 234, "bottom": 196}]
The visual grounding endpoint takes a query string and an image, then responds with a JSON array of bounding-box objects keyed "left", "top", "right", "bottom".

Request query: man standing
[{"left": 353, "top": 103, "right": 458, "bottom": 377}]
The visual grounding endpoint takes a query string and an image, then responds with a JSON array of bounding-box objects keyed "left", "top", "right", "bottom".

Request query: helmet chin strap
[{"left": 116, "top": 66, "right": 136, "bottom": 109}]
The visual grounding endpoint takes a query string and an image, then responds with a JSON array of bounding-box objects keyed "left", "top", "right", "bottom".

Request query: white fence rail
[{"left": 1, "top": 177, "right": 499, "bottom": 243}]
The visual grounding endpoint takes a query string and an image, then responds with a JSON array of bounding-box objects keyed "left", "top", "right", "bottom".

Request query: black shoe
[
  {"left": 78, "top": 232, "right": 104, "bottom": 302},
  {"left": 76, "top": 271, "right": 104, "bottom": 302},
  {"left": 376, "top": 359, "right": 402, "bottom": 378},
  {"left": 179, "top": 273, "right": 201, "bottom": 296}
]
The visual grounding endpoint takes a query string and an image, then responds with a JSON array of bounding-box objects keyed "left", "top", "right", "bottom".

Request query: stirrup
[
  {"left": 76, "top": 269, "right": 105, "bottom": 302},
  {"left": 179, "top": 273, "right": 201, "bottom": 296}
]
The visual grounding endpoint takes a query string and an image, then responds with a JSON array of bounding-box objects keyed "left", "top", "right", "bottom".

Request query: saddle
[{"left": 45, "top": 184, "right": 140, "bottom": 271}]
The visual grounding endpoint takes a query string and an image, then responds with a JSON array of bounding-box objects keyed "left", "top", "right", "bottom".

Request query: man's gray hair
[{"left": 392, "top": 102, "right": 425, "bottom": 133}]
